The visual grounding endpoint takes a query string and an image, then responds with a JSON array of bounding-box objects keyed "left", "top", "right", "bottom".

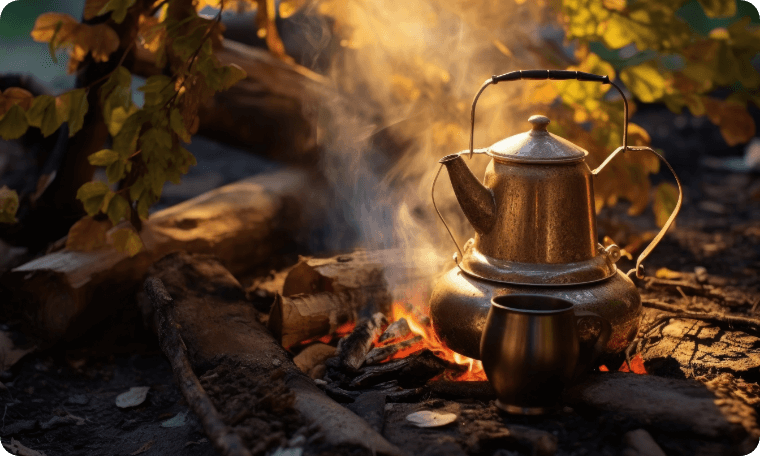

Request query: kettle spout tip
[{"left": 439, "top": 154, "right": 461, "bottom": 164}]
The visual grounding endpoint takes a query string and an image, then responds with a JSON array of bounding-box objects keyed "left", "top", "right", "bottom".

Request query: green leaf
[
  {"left": 129, "top": 176, "right": 145, "bottom": 201},
  {"left": 67, "top": 88, "right": 88, "bottom": 136},
  {"left": 620, "top": 63, "right": 666, "bottom": 103},
  {"left": 149, "top": 167, "right": 166, "bottom": 195},
  {"left": 76, "top": 181, "right": 110, "bottom": 216},
  {"left": 106, "top": 104, "right": 138, "bottom": 136},
  {"left": 0, "top": 185, "right": 19, "bottom": 224},
  {"left": 219, "top": 64, "right": 247, "bottom": 90},
  {"left": 111, "top": 227, "right": 143, "bottom": 256},
  {"left": 101, "top": 66, "right": 132, "bottom": 109},
  {"left": 697, "top": 0, "right": 736, "bottom": 18},
  {"left": 136, "top": 192, "right": 150, "bottom": 220},
  {"left": 139, "top": 75, "right": 173, "bottom": 107},
  {"left": 107, "top": 0, "right": 136, "bottom": 23},
  {"left": 88, "top": 149, "right": 119, "bottom": 166},
  {"left": 113, "top": 111, "right": 144, "bottom": 157},
  {"left": 106, "top": 159, "right": 126, "bottom": 183},
  {"left": 169, "top": 108, "right": 191, "bottom": 143},
  {"left": 105, "top": 193, "right": 130, "bottom": 225},
  {"left": 653, "top": 182, "right": 679, "bottom": 228},
  {"left": 0, "top": 104, "right": 29, "bottom": 140},
  {"left": 26, "top": 95, "right": 54, "bottom": 129}
]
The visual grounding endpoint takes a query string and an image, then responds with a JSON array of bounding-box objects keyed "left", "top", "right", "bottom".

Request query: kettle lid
[{"left": 487, "top": 115, "right": 588, "bottom": 163}]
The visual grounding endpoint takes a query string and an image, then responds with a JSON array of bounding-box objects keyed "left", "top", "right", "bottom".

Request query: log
[
  {"left": 365, "top": 335, "right": 424, "bottom": 366},
  {"left": 144, "top": 277, "right": 251, "bottom": 456},
  {"left": 2, "top": 169, "right": 321, "bottom": 343},
  {"left": 143, "top": 251, "right": 402, "bottom": 456},
  {"left": 377, "top": 318, "right": 412, "bottom": 346}
]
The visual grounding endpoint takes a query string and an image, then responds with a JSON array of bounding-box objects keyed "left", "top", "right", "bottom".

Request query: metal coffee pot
[{"left": 429, "top": 70, "right": 682, "bottom": 361}]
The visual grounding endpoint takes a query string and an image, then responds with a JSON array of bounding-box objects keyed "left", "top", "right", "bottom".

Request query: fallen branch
[
  {"left": 142, "top": 252, "right": 402, "bottom": 456},
  {"left": 145, "top": 277, "right": 251, "bottom": 456},
  {"left": 642, "top": 299, "right": 760, "bottom": 332}
]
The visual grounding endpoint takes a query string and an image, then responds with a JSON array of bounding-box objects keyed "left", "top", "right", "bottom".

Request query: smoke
[{"left": 298, "top": 0, "right": 550, "bottom": 290}]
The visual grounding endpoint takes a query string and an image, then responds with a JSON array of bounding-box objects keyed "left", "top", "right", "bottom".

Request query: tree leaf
[
  {"left": 169, "top": 108, "right": 191, "bottom": 143},
  {"left": 106, "top": 159, "right": 126, "bottom": 183},
  {"left": 697, "top": 0, "right": 736, "bottom": 18},
  {"left": 25, "top": 95, "right": 54, "bottom": 129},
  {"left": 0, "top": 104, "right": 29, "bottom": 140},
  {"left": 219, "top": 64, "right": 247, "bottom": 90},
  {"left": 113, "top": 111, "right": 144, "bottom": 156},
  {"left": 88, "top": 149, "right": 120, "bottom": 166},
  {"left": 65, "top": 216, "right": 112, "bottom": 251},
  {"left": 0, "top": 88, "right": 34, "bottom": 116},
  {"left": 30, "top": 12, "right": 79, "bottom": 45},
  {"left": 139, "top": 75, "right": 173, "bottom": 107},
  {"left": 111, "top": 227, "right": 143, "bottom": 256},
  {"left": 105, "top": 193, "right": 130, "bottom": 225},
  {"left": 107, "top": 105, "right": 138, "bottom": 137},
  {"left": 620, "top": 63, "right": 666, "bottom": 103},
  {"left": 0, "top": 186, "right": 19, "bottom": 224},
  {"left": 67, "top": 88, "right": 89, "bottom": 136},
  {"left": 653, "top": 182, "right": 678, "bottom": 228},
  {"left": 718, "top": 101, "right": 756, "bottom": 146},
  {"left": 76, "top": 181, "right": 110, "bottom": 216}
]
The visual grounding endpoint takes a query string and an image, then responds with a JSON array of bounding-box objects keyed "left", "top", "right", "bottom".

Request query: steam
[{"left": 300, "top": 0, "right": 548, "bottom": 292}]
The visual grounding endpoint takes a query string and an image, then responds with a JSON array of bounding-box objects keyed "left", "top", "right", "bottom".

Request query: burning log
[
  {"left": 3, "top": 169, "right": 320, "bottom": 343},
  {"left": 349, "top": 350, "right": 447, "bottom": 389},
  {"left": 365, "top": 335, "right": 424, "bottom": 366},
  {"left": 338, "top": 313, "right": 388, "bottom": 371},
  {"left": 377, "top": 318, "right": 412, "bottom": 346},
  {"left": 268, "top": 290, "right": 387, "bottom": 348},
  {"left": 143, "top": 252, "right": 402, "bottom": 456}
]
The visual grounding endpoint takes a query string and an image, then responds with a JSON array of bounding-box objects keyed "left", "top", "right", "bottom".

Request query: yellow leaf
[
  {"left": 0, "top": 88, "right": 33, "bottom": 115},
  {"left": 111, "top": 227, "right": 143, "bottom": 256},
  {"left": 0, "top": 185, "right": 19, "bottom": 224},
  {"left": 620, "top": 63, "right": 666, "bottom": 103},
  {"left": 697, "top": 0, "right": 737, "bottom": 18},
  {"left": 653, "top": 182, "right": 678, "bottom": 228},
  {"left": 30, "top": 12, "right": 79, "bottom": 45},
  {"left": 137, "top": 14, "right": 164, "bottom": 53},
  {"left": 0, "top": 104, "right": 29, "bottom": 140},
  {"left": 718, "top": 101, "right": 756, "bottom": 146},
  {"left": 65, "top": 216, "right": 112, "bottom": 251}
]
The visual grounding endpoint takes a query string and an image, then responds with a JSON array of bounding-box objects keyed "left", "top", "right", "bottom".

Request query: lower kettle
[{"left": 429, "top": 266, "right": 642, "bottom": 362}]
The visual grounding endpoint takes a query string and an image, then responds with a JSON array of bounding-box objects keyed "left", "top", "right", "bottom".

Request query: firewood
[
  {"left": 144, "top": 277, "right": 251, "bottom": 456},
  {"left": 365, "top": 335, "right": 424, "bottom": 366},
  {"left": 281, "top": 249, "right": 432, "bottom": 298},
  {"left": 268, "top": 289, "right": 389, "bottom": 348},
  {"left": 377, "top": 318, "right": 412, "bottom": 346},
  {"left": 293, "top": 343, "right": 336, "bottom": 374},
  {"left": 3, "top": 169, "right": 321, "bottom": 343},
  {"left": 338, "top": 313, "right": 388, "bottom": 371},
  {"left": 142, "top": 252, "right": 402, "bottom": 456}
]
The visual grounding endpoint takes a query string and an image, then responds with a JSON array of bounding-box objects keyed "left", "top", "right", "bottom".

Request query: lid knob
[{"left": 528, "top": 115, "right": 550, "bottom": 132}]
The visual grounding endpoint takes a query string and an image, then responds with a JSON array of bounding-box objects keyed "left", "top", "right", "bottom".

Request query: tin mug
[{"left": 480, "top": 294, "right": 609, "bottom": 415}]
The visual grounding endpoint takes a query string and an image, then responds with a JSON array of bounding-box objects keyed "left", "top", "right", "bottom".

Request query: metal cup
[{"left": 480, "top": 294, "right": 607, "bottom": 415}]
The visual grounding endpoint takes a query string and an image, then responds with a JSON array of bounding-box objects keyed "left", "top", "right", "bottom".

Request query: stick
[
  {"left": 144, "top": 277, "right": 251, "bottom": 456},
  {"left": 642, "top": 299, "right": 760, "bottom": 331}
]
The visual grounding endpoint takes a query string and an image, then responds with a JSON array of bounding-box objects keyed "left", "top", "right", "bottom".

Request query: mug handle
[{"left": 574, "top": 310, "right": 612, "bottom": 366}]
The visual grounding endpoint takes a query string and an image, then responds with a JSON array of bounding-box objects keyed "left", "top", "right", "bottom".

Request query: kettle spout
[{"left": 439, "top": 154, "right": 496, "bottom": 235}]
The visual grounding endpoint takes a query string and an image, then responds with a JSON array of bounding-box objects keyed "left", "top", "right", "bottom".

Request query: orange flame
[{"left": 390, "top": 302, "right": 486, "bottom": 381}]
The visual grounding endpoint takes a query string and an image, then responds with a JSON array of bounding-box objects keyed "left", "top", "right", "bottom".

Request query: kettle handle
[
  {"left": 468, "top": 70, "right": 628, "bottom": 159},
  {"left": 592, "top": 146, "right": 683, "bottom": 279}
]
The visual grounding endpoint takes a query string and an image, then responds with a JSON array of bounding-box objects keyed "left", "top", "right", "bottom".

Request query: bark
[
  {"left": 2, "top": 169, "right": 319, "bottom": 343},
  {"left": 337, "top": 313, "right": 388, "bottom": 371},
  {"left": 142, "top": 251, "right": 403, "bottom": 456}
]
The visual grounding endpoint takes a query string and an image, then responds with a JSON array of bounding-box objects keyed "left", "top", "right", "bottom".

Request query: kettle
[{"left": 428, "top": 69, "right": 682, "bottom": 361}]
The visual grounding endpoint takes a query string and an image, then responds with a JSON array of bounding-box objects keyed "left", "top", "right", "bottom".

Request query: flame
[{"left": 390, "top": 302, "right": 486, "bottom": 381}]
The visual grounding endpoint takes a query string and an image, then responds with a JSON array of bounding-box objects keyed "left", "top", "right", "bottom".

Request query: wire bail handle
[{"left": 432, "top": 69, "right": 682, "bottom": 278}]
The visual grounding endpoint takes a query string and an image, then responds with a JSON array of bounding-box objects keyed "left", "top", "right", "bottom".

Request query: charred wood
[
  {"left": 3, "top": 169, "right": 319, "bottom": 343},
  {"left": 377, "top": 318, "right": 412, "bottom": 346},
  {"left": 365, "top": 335, "right": 424, "bottom": 366},
  {"left": 142, "top": 252, "right": 402, "bottom": 456},
  {"left": 338, "top": 312, "right": 388, "bottom": 371}
]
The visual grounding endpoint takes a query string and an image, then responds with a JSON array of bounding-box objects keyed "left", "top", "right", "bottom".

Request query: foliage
[
  {"left": 0, "top": 0, "right": 248, "bottom": 255},
  {"left": 550, "top": 0, "right": 760, "bottom": 219}
]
